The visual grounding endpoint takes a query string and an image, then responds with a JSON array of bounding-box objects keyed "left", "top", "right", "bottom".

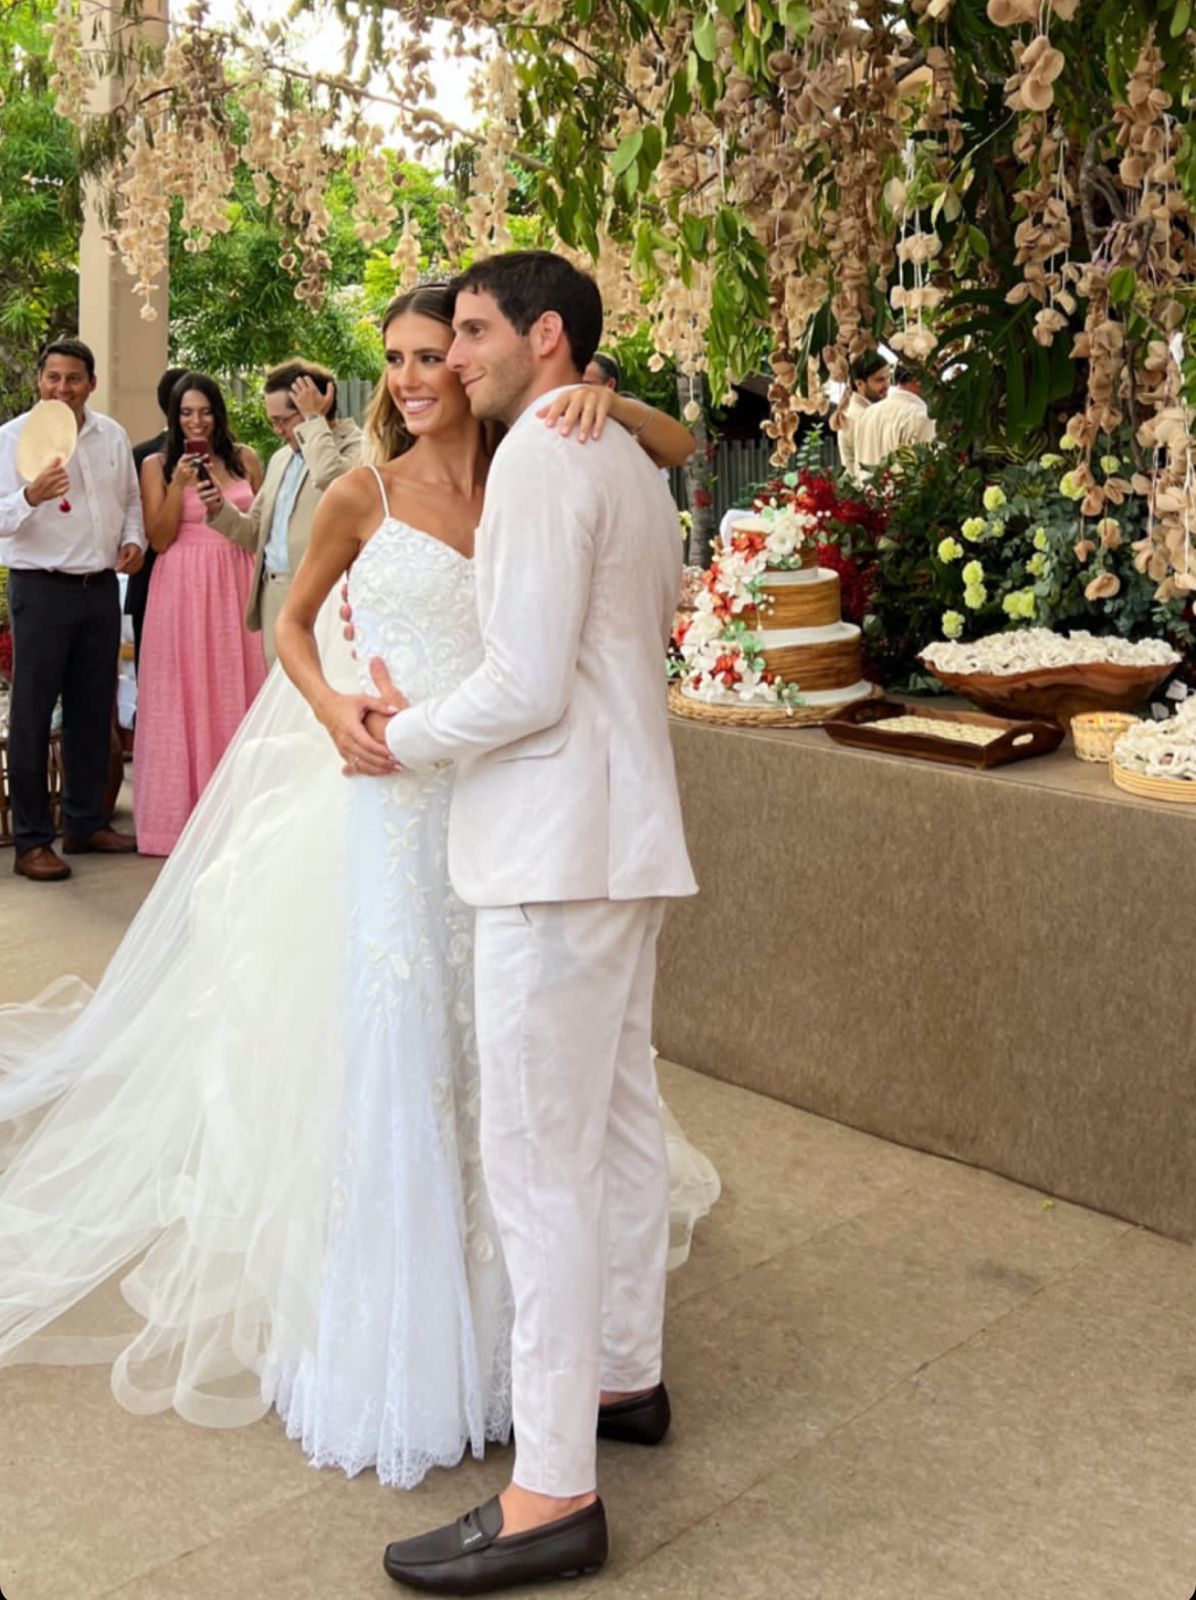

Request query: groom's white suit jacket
[{"left": 385, "top": 387, "right": 698, "bottom": 909}]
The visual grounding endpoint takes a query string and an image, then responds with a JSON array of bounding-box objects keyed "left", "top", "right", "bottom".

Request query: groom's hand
[
  {"left": 340, "top": 581, "right": 356, "bottom": 654},
  {"left": 319, "top": 690, "right": 398, "bottom": 777},
  {"left": 363, "top": 657, "right": 409, "bottom": 749}
]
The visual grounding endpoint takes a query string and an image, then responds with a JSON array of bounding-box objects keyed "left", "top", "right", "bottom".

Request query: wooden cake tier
[
  {"left": 762, "top": 633, "right": 863, "bottom": 692},
  {"left": 743, "top": 571, "right": 840, "bottom": 630}
]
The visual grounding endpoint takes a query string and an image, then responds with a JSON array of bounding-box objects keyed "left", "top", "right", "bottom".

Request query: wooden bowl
[{"left": 917, "top": 658, "right": 1176, "bottom": 729}]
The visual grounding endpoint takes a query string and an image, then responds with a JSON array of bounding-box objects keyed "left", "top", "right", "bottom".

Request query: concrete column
[{"left": 78, "top": 0, "right": 169, "bottom": 440}]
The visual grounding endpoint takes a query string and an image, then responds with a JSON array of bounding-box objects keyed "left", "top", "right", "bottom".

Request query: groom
[{"left": 367, "top": 251, "right": 696, "bottom": 1592}]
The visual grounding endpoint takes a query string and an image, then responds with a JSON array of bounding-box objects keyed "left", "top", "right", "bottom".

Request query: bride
[{"left": 0, "top": 284, "right": 718, "bottom": 1490}]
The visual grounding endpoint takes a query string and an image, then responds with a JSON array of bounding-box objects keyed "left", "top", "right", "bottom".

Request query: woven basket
[
  {"left": 1110, "top": 763, "right": 1196, "bottom": 805},
  {"left": 1071, "top": 711, "right": 1138, "bottom": 763},
  {"left": 668, "top": 681, "right": 884, "bottom": 728},
  {"left": 0, "top": 732, "right": 65, "bottom": 848}
]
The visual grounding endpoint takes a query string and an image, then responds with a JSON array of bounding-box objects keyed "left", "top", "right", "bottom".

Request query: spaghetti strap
[{"left": 366, "top": 464, "right": 389, "bottom": 520}]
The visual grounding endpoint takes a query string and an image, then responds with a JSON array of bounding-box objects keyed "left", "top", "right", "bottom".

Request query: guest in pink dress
[{"left": 135, "top": 373, "right": 266, "bottom": 856}]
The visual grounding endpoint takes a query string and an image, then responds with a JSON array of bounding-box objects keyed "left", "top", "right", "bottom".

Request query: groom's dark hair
[{"left": 450, "top": 251, "right": 603, "bottom": 374}]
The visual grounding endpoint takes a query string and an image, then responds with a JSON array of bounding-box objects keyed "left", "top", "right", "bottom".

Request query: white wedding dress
[{"left": 0, "top": 487, "right": 719, "bottom": 1488}]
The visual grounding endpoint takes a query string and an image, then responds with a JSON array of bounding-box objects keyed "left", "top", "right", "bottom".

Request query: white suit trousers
[{"left": 473, "top": 897, "right": 670, "bottom": 1496}]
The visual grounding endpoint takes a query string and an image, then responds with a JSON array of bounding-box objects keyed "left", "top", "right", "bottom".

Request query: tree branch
[
  {"left": 895, "top": 49, "right": 927, "bottom": 84},
  {"left": 613, "top": 0, "right": 666, "bottom": 57},
  {"left": 529, "top": 28, "right": 654, "bottom": 117},
  {"left": 1079, "top": 120, "right": 1119, "bottom": 256}
]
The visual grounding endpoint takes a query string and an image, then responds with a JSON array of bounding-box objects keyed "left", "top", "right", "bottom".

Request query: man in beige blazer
[{"left": 199, "top": 360, "right": 361, "bottom": 664}]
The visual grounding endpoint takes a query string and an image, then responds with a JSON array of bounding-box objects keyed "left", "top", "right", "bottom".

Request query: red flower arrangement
[
  {"left": 748, "top": 470, "right": 886, "bottom": 628},
  {"left": 0, "top": 628, "right": 12, "bottom": 686}
]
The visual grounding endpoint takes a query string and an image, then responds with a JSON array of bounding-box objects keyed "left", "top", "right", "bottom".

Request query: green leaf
[
  {"left": 682, "top": 211, "right": 709, "bottom": 255},
  {"left": 1006, "top": 349, "right": 1026, "bottom": 439},
  {"left": 665, "top": 68, "right": 692, "bottom": 126},
  {"left": 640, "top": 123, "right": 663, "bottom": 172},
  {"left": 1108, "top": 265, "right": 1136, "bottom": 304},
  {"left": 967, "top": 225, "right": 991, "bottom": 262},
  {"left": 1171, "top": 0, "right": 1190, "bottom": 36},
  {"left": 714, "top": 206, "right": 741, "bottom": 248},
  {"left": 779, "top": 0, "right": 812, "bottom": 34},
  {"left": 609, "top": 130, "right": 643, "bottom": 177},
  {"left": 692, "top": 10, "right": 719, "bottom": 61},
  {"left": 1025, "top": 343, "right": 1050, "bottom": 430}
]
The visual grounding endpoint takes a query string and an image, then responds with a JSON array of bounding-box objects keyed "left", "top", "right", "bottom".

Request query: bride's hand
[
  {"left": 537, "top": 384, "right": 614, "bottom": 444},
  {"left": 319, "top": 691, "right": 399, "bottom": 777}
]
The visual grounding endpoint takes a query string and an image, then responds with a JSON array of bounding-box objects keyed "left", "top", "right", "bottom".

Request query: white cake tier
[
  {"left": 748, "top": 620, "right": 861, "bottom": 648},
  {"left": 794, "top": 679, "right": 872, "bottom": 707},
  {"left": 757, "top": 565, "right": 829, "bottom": 588},
  {"left": 679, "top": 678, "right": 873, "bottom": 709}
]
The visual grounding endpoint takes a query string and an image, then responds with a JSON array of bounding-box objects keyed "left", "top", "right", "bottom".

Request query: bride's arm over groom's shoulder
[
  {"left": 385, "top": 427, "right": 599, "bottom": 774},
  {"left": 538, "top": 386, "right": 696, "bottom": 471}
]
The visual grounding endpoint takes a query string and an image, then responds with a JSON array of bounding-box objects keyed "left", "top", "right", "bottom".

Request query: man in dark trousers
[
  {"left": 126, "top": 365, "right": 185, "bottom": 671},
  {"left": 0, "top": 339, "right": 146, "bottom": 881}
]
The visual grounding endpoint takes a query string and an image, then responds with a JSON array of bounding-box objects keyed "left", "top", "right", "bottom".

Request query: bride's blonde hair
[{"left": 363, "top": 283, "right": 480, "bottom": 466}]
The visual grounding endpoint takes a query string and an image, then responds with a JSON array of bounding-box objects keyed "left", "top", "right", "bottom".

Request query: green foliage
[
  {"left": 222, "top": 388, "right": 278, "bottom": 468},
  {"left": 469, "top": 0, "right": 1196, "bottom": 451},
  {"left": 0, "top": 8, "right": 455, "bottom": 416},
  {"left": 169, "top": 159, "right": 454, "bottom": 380},
  {"left": 816, "top": 440, "right": 1193, "bottom": 689},
  {"left": 0, "top": 0, "right": 82, "bottom": 416},
  {"left": 601, "top": 326, "right": 679, "bottom": 414}
]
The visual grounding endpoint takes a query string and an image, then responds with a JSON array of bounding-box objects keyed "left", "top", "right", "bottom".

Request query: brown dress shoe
[
  {"left": 62, "top": 826, "right": 138, "bottom": 855},
  {"left": 13, "top": 846, "right": 72, "bottom": 881}
]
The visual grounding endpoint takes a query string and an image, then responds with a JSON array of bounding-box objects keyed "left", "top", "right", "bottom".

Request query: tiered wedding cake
[{"left": 675, "top": 505, "right": 872, "bottom": 712}]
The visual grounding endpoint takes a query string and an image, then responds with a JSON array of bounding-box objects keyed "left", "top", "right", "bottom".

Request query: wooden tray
[
  {"left": 823, "top": 699, "right": 1064, "bottom": 769},
  {"left": 1110, "top": 763, "right": 1196, "bottom": 805}
]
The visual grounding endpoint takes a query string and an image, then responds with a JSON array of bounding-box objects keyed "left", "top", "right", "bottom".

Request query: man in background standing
[
  {"left": 853, "top": 361, "right": 936, "bottom": 478},
  {"left": 834, "top": 351, "right": 891, "bottom": 484},
  {"left": 200, "top": 360, "right": 361, "bottom": 666},
  {"left": 127, "top": 365, "right": 186, "bottom": 670},
  {"left": 0, "top": 339, "right": 145, "bottom": 881}
]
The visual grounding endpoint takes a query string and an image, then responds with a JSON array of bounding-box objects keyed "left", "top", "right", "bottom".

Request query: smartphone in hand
[{"left": 183, "top": 438, "right": 212, "bottom": 484}]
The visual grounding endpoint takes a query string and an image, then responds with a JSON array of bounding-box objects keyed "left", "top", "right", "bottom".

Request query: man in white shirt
[
  {"left": 376, "top": 252, "right": 696, "bottom": 1594},
  {"left": 834, "top": 350, "right": 891, "bottom": 483},
  {"left": 853, "top": 361, "right": 937, "bottom": 478},
  {"left": 0, "top": 339, "right": 145, "bottom": 880},
  {"left": 200, "top": 360, "right": 361, "bottom": 665}
]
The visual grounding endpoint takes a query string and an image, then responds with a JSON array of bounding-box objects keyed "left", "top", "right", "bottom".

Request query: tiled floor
[{"left": 2, "top": 806, "right": 1195, "bottom": 1599}]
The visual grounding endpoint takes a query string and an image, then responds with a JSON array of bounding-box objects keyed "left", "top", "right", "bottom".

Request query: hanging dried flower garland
[{"left": 49, "top": 0, "right": 1196, "bottom": 593}]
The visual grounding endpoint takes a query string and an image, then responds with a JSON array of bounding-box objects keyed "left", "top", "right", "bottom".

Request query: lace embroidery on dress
[{"left": 270, "top": 515, "right": 513, "bottom": 1486}]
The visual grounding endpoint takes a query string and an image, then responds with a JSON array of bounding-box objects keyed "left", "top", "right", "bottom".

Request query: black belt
[{"left": 13, "top": 567, "right": 115, "bottom": 586}]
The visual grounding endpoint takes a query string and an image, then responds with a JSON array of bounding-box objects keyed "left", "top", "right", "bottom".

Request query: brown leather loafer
[
  {"left": 13, "top": 846, "right": 72, "bottom": 881},
  {"left": 62, "top": 826, "right": 138, "bottom": 855},
  {"left": 598, "top": 1382, "right": 671, "bottom": 1446},
  {"left": 383, "top": 1496, "right": 607, "bottom": 1594}
]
